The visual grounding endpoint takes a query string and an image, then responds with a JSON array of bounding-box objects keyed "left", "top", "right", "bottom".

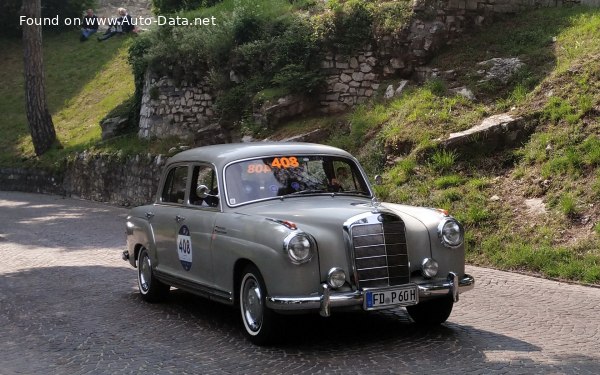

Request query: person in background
[
  {"left": 80, "top": 9, "right": 99, "bottom": 42},
  {"left": 97, "top": 8, "right": 134, "bottom": 42}
]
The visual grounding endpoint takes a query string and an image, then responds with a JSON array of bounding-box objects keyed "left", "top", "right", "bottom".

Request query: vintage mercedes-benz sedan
[{"left": 123, "top": 142, "right": 474, "bottom": 344}]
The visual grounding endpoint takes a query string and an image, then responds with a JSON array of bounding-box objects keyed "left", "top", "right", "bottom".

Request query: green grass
[
  {"left": 0, "top": 31, "right": 136, "bottom": 167},
  {"left": 352, "top": 7, "right": 600, "bottom": 284}
]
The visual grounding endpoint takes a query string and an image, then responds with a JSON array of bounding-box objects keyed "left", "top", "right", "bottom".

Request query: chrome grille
[{"left": 351, "top": 215, "right": 409, "bottom": 289}]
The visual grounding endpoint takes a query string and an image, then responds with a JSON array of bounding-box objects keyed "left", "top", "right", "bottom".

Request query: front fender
[{"left": 211, "top": 213, "right": 321, "bottom": 297}]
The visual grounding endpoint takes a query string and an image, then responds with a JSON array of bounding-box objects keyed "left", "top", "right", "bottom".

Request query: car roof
[{"left": 167, "top": 142, "right": 355, "bottom": 168}]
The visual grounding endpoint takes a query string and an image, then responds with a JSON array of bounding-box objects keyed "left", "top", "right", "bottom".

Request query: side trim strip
[{"left": 154, "top": 270, "right": 233, "bottom": 305}]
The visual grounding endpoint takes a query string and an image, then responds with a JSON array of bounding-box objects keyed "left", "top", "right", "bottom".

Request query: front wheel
[
  {"left": 406, "top": 296, "right": 454, "bottom": 325},
  {"left": 137, "top": 248, "right": 169, "bottom": 303},
  {"left": 239, "top": 265, "right": 278, "bottom": 345}
]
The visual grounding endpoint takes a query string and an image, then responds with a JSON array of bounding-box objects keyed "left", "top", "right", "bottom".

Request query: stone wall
[
  {"left": 139, "top": 71, "right": 228, "bottom": 144},
  {"left": 319, "top": 49, "right": 381, "bottom": 113},
  {"left": 0, "top": 153, "right": 167, "bottom": 207},
  {"left": 318, "top": 0, "right": 587, "bottom": 113},
  {"left": 0, "top": 168, "right": 64, "bottom": 196},
  {"left": 138, "top": 0, "right": 593, "bottom": 133},
  {"left": 63, "top": 152, "right": 165, "bottom": 206}
]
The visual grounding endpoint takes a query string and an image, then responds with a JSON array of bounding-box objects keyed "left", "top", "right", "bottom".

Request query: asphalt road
[{"left": 1, "top": 191, "right": 599, "bottom": 374}]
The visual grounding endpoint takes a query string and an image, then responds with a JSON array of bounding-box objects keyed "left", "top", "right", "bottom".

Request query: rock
[
  {"left": 490, "top": 195, "right": 500, "bottom": 201},
  {"left": 230, "top": 70, "right": 241, "bottom": 83},
  {"left": 451, "top": 86, "right": 475, "bottom": 100},
  {"left": 384, "top": 85, "right": 395, "bottom": 100},
  {"left": 100, "top": 116, "right": 129, "bottom": 140},
  {"left": 340, "top": 73, "right": 352, "bottom": 83},
  {"left": 477, "top": 57, "right": 524, "bottom": 83},
  {"left": 390, "top": 58, "right": 404, "bottom": 69},
  {"left": 280, "top": 128, "right": 330, "bottom": 143},
  {"left": 394, "top": 80, "right": 409, "bottom": 97},
  {"left": 438, "top": 113, "right": 535, "bottom": 152},
  {"left": 525, "top": 198, "right": 546, "bottom": 215}
]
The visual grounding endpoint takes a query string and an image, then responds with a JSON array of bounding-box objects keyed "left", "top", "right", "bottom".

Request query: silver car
[{"left": 123, "top": 143, "right": 474, "bottom": 344}]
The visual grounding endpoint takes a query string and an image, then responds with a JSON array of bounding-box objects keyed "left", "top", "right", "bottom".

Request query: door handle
[
  {"left": 145, "top": 212, "right": 154, "bottom": 219},
  {"left": 175, "top": 215, "right": 186, "bottom": 223}
]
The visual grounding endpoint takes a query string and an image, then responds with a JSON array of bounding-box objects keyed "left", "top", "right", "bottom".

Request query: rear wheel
[
  {"left": 137, "top": 248, "right": 169, "bottom": 303},
  {"left": 239, "top": 265, "right": 278, "bottom": 345},
  {"left": 406, "top": 296, "right": 454, "bottom": 325}
]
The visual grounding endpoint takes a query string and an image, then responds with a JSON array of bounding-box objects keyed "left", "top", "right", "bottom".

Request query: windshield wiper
[
  {"left": 280, "top": 189, "right": 329, "bottom": 199},
  {"left": 339, "top": 190, "right": 370, "bottom": 195}
]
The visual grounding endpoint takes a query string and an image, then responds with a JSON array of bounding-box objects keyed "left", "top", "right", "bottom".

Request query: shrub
[
  {"left": 317, "top": 0, "right": 374, "bottom": 54},
  {"left": 130, "top": 0, "right": 324, "bottom": 123},
  {"left": 152, "top": 0, "right": 221, "bottom": 14},
  {"left": 429, "top": 149, "right": 457, "bottom": 173}
]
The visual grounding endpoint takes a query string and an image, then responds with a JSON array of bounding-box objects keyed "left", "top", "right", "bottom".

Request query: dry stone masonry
[
  {"left": 137, "top": 0, "right": 595, "bottom": 137},
  {"left": 139, "top": 71, "right": 227, "bottom": 144}
]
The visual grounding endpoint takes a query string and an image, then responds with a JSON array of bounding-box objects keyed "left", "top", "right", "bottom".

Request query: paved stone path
[{"left": 1, "top": 191, "right": 599, "bottom": 374}]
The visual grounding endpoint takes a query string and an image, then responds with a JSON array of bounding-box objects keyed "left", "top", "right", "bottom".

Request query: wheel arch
[
  {"left": 133, "top": 244, "right": 145, "bottom": 267},
  {"left": 233, "top": 258, "right": 260, "bottom": 306}
]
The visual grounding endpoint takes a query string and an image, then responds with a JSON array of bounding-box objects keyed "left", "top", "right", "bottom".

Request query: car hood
[{"left": 234, "top": 196, "right": 442, "bottom": 231}]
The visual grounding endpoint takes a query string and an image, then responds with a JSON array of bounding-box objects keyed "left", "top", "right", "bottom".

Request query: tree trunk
[{"left": 21, "top": 0, "right": 57, "bottom": 156}]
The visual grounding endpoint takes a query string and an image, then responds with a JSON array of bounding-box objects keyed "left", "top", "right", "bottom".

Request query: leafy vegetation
[
  {"left": 2, "top": 4, "right": 600, "bottom": 285},
  {"left": 0, "top": 32, "right": 137, "bottom": 168},
  {"left": 328, "top": 7, "right": 600, "bottom": 284},
  {"left": 129, "top": 0, "right": 415, "bottom": 128}
]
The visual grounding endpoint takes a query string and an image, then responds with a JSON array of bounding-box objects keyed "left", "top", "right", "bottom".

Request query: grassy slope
[
  {"left": 1, "top": 7, "right": 599, "bottom": 284},
  {"left": 0, "top": 31, "right": 135, "bottom": 168},
  {"left": 328, "top": 7, "right": 600, "bottom": 284}
]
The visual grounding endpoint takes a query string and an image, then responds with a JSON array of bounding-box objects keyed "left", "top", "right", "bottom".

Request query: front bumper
[{"left": 266, "top": 272, "right": 475, "bottom": 317}]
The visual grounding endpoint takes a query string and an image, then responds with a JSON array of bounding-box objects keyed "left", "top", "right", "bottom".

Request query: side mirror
[
  {"left": 196, "top": 184, "right": 210, "bottom": 199},
  {"left": 374, "top": 175, "right": 383, "bottom": 185}
]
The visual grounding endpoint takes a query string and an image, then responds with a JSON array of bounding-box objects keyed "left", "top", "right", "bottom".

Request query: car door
[
  {"left": 182, "top": 163, "right": 220, "bottom": 289},
  {"left": 152, "top": 163, "right": 191, "bottom": 276}
]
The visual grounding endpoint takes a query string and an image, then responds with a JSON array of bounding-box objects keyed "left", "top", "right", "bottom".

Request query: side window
[
  {"left": 161, "top": 166, "right": 188, "bottom": 204},
  {"left": 190, "top": 165, "right": 219, "bottom": 208},
  {"left": 332, "top": 160, "right": 356, "bottom": 191}
]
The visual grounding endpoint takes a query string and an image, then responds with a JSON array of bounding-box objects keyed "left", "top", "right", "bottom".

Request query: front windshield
[{"left": 224, "top": 155, "right": 371, "bottom": 206}]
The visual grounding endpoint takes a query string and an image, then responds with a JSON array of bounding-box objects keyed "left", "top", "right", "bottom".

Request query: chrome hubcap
[
  {"left": 242, "top": 277, "right": 263, "bottom": 332},
  {"left": 139, "top": 254, "right": 152, "bottom": 292}
]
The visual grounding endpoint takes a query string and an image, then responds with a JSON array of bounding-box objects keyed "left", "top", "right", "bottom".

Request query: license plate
[{"left": 364, "top": 284, "right": 418, "bottom": 310}]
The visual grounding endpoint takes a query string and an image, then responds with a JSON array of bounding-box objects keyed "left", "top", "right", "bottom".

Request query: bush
[
  {"left": 0, "top": 0, "right": 96, "bottom": 36},
  {"left": 131, "top": 0, "right": 324, "bottom": 124},
  {"left": 317, "top": 0, "right": 374, "bottom": 54},
  {"left": 152, "top": 0, "right": 221, "bottom": 14}
]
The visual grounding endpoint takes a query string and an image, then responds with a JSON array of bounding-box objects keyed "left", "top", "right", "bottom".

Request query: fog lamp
[
  {"left": 421, "top": 258, "right": 439, "bottom": 278},
  {"left": 327, "top": 267, "right": 346, "bottom": 288}
]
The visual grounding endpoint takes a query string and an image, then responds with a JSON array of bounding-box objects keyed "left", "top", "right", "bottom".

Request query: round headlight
[
  {"left": 284, "top": 233, "right": 314, "bottom": 264},
  {"left": 438, "top": 219, "right": 464, "bottom": 248},
  {"left": 421, "top": 258, "right": 439, "bottom": 278},
  {"left": 327, "top": 267, "right": 346, "bottom": 288}
]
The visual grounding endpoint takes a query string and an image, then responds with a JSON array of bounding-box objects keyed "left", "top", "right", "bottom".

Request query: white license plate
[{"left": 364, "top": 285, "right": 418, "bottom": 310}]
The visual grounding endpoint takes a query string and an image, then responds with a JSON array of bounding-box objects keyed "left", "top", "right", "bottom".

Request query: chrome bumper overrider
[{"left": 266, "top": 272, "right": 475, "bottom": 317}]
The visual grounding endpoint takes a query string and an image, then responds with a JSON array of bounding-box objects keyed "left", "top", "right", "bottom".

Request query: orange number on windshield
[
  {"left": 247, "top": 164, "right": 272, "bottom": 174},
  {"left": 271, "top": 157, "right": 299, "bottom": 169}
]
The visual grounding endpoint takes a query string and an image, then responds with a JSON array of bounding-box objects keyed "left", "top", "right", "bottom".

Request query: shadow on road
[
  {"left": 1, "top": 264, "right": 598, "bottom": 374},
  {"left": 0, "top": 191, "right": 128, "bottom": 250}
]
